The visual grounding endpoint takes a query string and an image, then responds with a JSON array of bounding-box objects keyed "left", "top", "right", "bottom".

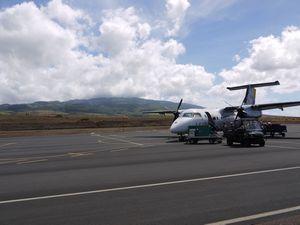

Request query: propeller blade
[
  {"left": 173, "top": 99, "right": 183, "bottom": 122},
  {"left": 177, "top": 99, "right": 183, "bottom": 112}
]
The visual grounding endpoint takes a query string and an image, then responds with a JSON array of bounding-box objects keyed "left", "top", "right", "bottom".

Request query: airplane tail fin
[{"left": 227, "top": 81, "right": 280, "bottom": 105}]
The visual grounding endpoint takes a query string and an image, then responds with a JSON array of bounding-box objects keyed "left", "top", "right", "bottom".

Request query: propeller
[
  {"left": 173, "top": 98, "right": 183, "bottom": 122},
  {"left": 205, "top": 111, "right": 218, "bottom": 131},
  {"left": 234, "top": 105, "right": 247, "bottom": 121}
]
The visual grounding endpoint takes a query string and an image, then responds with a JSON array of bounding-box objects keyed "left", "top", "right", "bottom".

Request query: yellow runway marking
[
  {"left": 92, "top": 133, "right": 143, "bottom": 146},
  {"left": 0, "top": 151, "right": 94, "bottom": 166},
  {"left": 0, "top": 143, "right": 16, "bottom": 148},
  {"left": 0, "top": 160, "right": 24, "bottom": 165},
  {"left": 68, "top": 152, "right": 93, "bottom": 157},
  {"left": 17, "top": 159, "right": 48, "bottom": 164}
]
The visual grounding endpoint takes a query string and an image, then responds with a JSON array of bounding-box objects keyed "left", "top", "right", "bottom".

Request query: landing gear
[
  {"left": 227, "top": 138, "right": 233, "bottom": 146},
  {"left": 209, "top": 139, "right": 215, "bottom": 144},
  {"left": 178, "top": 135, "right": 186, "bottom": 142}
]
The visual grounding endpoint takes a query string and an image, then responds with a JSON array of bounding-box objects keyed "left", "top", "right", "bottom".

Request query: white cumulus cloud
[
  {"left": 0, "top": 0, "right": 214, "bottom": 105},
  {"left": 210, "top": 26, "right": 300, "bottom": 107},
  {"left": 165, "top": 0, "right": 191, "bottom": 36}
]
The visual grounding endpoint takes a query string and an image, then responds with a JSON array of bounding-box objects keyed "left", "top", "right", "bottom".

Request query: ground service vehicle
[
  {"left": 186, "top": 125, "right": 222, "bottom": 144},
  {"left": 224, "top": 119, "right": 265, "bottom": 147},
  {"left": 263, "top": 122, "right": 287, "bottom": 137}
]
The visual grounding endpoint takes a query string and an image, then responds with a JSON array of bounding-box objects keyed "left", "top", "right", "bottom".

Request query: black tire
[
  {"left": 179, "top": 136, "right": 185, "bottom": 142},
  {"left": 259, "top": 140, "right": 265, "bottom": 147},
  {"left": 282, "top": 133, "right": 286, "bottom": 137},
  {"left": 227, "top": 138, "right": 233, "bottom": 146},
  {"left": 192, "top": 139, "right": 198, "bottom": 144},
  {"left": 209, "top": 139, "right": 215, "bottom": 144},
  {"left": 242, "top": 139, "right": 250, "bottom": 147}
]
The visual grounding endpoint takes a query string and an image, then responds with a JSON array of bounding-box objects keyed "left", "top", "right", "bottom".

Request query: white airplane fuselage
[{"left": 170, "top": 108, "right": 225, "bottom": 134}]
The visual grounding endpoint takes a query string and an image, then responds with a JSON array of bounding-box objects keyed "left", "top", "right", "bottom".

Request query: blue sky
[
  {"left": 65, "top": 0, "right": 300, "bottom": 73},
  {"left": 2, "top": 0, "right": 298, "bottom": 73},
  {"left": 179, "top": 0, "right": 300, "bottom": 72},
  {"left": 0, "top": 0, "right": 300, "bottom": 115}
]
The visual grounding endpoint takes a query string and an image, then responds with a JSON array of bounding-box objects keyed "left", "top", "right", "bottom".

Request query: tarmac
[{"left": 0, "top": 124, "right": 300, "bottom": 225}]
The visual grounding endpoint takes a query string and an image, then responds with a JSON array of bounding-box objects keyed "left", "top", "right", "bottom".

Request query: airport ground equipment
[
  {"left": 262, "top": 122, "right": 287, "bottom": 137},
  {"left": 223, "top": 119, "right": 265, "bottom": 147},
  {"left": 186, "top": 125, "right": 222, "bottom": 144}
]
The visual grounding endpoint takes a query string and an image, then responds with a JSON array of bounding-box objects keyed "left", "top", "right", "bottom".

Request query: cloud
[
  {"left": 165, "top": 0, "right": 190, "bottom": 36},
  {"left": 97, "top": 7, "right": 151, "bottom": 55},
  {"left": 42, "top": 0, "right": 90, "bottom": 29},
  {"left": 210, "top": 26, "right": 300, "bottom": 106},
  {"left": 0, "top": 0, "right": 214, "bottom": 105},
  {"left": 188, "top": 0, "right": 237, "bottom": 19}
]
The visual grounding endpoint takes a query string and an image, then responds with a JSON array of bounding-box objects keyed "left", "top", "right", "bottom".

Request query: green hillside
[{"left": 0, "top": 97, "right": 203, "bottom": 115}]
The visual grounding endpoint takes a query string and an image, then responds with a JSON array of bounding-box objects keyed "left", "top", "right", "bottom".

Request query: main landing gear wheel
[
  {"left": 259, "top": 140, "right": 265, "bottom": 147},
  {"left": 178, "top": 135, "right": 185, "bottom": 142},
  {"left": 227, "top": 138, "right": 233, "bottom": 146}
]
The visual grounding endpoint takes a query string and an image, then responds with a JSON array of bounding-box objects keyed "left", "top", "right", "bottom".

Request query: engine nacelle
[{"left": 244, "top": 107, "right": 262, "bottom": 118}]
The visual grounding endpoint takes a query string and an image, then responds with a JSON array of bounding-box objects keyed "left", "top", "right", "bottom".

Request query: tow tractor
[{"left": 223, "top": 119, "right": 265, "bottom": 147}]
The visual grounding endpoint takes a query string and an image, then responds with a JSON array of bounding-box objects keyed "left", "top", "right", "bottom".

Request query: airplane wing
[
  {"left": 143, "top": 110, "right": 176, "bottom": 115},
  {"left": 223, "top": 106, "right": 239, "bottom": 111},
  {"left": 251, "top": 101, "right": 300, "bottom": 110}
]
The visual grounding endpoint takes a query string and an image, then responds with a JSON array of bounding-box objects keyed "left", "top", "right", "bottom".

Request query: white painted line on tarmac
[
  {"left": 0, "top": 166, "right": 300, "bottom": 205},
  {"left": 0, "top": 143, "right": 16, "bottom": 148},
  {"left": 92, "top": 133, "right": 143, "bottom": 146},
  {"left": 205, "top": 205, "right": 300, "bottom": 225},
  {"left": 110, "top": 148, "right": 129, "bottom": 152},
  {"left": 266, "top": 145, "right": 299, "bottom": 150},
  {"left": 268, "top": 140, "right": 300, "bottom": 145}
]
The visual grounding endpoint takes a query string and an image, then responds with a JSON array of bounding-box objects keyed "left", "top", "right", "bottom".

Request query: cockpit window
[
  {"left": 182, "top": 113, "right": 202, "bottom": 118},
  {"left": 183, "top": 113, "right": 194, "bottom": 118},
  {"left": 194, "top": 113, "right": 202, "bottom": 118}
]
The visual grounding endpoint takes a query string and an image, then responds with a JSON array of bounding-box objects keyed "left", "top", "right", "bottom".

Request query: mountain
[{"left": 0, "top": 97, "right": 203, "bottom": 115}]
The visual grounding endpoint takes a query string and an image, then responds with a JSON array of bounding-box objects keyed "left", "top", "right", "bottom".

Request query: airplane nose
[
  {"left": 170, "top": 121, "right": 180, "bottom": 133},
  {"left": 170, "top": 118, "right": 196, "bottom": 134}
]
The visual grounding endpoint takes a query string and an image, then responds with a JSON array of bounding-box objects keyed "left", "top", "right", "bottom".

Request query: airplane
[{"left": 144, "top": 81, "right": 300, "bottom": 141}]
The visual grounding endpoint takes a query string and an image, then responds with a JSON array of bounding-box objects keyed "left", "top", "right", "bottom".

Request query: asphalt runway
[{"left": 0, "top": 125, "right": 300, "bottom": 225}]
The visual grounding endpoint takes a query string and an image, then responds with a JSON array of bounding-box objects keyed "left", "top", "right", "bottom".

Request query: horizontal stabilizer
[{"left": 227, "top": 81, "right": 280, "bottom": 91}]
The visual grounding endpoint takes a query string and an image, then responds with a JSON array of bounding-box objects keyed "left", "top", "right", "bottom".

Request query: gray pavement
[{"left": 0, "top": 125, "right": 300, "bottom": 225}]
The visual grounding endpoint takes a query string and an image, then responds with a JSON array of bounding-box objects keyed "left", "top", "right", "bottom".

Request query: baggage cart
[{"left": 186, "top": 125, "right": 222, "bottom": 144}]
